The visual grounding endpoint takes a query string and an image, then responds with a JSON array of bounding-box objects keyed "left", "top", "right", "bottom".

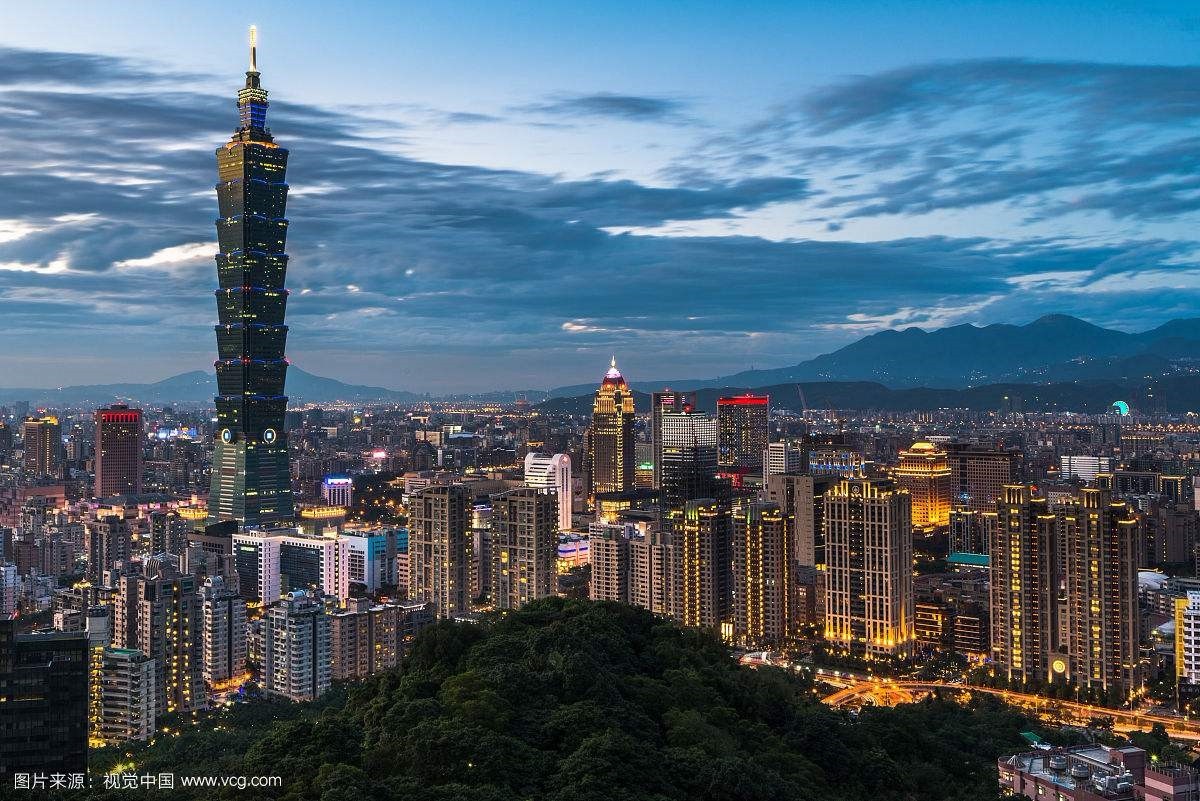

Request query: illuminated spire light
[{"left": 249, "top": 25, "right": 258, "bottom": 72}]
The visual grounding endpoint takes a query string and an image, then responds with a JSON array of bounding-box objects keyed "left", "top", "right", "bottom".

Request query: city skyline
[{"left": 0, "top": 2, "right": 1198, "bottom": 394}]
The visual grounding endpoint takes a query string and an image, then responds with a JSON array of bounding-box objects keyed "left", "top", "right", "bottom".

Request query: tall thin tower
[{"left": 208, "top": 27, "right": 295, "bottom": 527}]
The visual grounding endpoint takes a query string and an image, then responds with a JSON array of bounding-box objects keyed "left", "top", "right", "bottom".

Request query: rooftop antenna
[{"left": 249, "top": 25, "right": 258, "bottom": 72}]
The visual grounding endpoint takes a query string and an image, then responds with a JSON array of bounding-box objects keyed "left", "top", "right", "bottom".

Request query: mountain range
[
  {"left": 547, "top": 315, "right": 1200, "bottom": 397},
  {"left": 0, "top": 367, "right": 421, "bottom": 407}
]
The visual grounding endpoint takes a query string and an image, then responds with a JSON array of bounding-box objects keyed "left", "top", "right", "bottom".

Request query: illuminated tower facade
[
  {"left": 586, "top": 357, "right": 636, "bottom": 500},
  {"left": 94, "top": 405, "right": 143, "bottom": 499},
  {"left": 717, "top": 394, "right": 769, "bottom": 473},
  {"left": 208, "top": 28, "right": 294, "bottom": 527},
  {"left": 894, "top": 442, "right": 952, "bottom": 529}
]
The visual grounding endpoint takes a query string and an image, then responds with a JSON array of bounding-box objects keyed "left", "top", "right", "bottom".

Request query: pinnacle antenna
[{"left": 249, "top": 25, "right": 258, "bottom": 72}]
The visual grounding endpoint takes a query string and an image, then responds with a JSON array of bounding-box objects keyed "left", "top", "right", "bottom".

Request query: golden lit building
[
  {"left": 732, "top": 502, "right": 793, "bottom": 648},
  {"left": 585, "top": 357, "right": 636, "bottom": 502},
  {"left": 894, "top": 442, "right": 952, "bottom": 529},
  {"left": 679, "top": 498, "right": 732, "bottom": 630},
  {"left": 823, "top": 478, "right": 914, "bottom": 659},
  {"left": 22, "top": 415, "right": 61, "bottom": 477}
]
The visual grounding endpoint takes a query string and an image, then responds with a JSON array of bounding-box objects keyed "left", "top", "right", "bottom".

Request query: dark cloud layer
[
  {"left": 518, "top": 92, "right": 691, "bottom": 123},
  {"left": 0, "top": 47, "right": 1196, "bottom": 391}
]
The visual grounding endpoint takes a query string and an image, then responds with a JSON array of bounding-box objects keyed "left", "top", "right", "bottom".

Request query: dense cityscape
[{"left": 2, "top": 8, "right": 1199, "bottom": 801}]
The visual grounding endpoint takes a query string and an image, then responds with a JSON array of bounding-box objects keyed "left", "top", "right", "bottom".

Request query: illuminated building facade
[
  {"left": 98, "top": 648, "right": 155, "bottom": 744},
  {"left": 94, "top": 405, "right": 143, "bottom": 499},
  {"left": 651, "top": 390, "right": 694, "bottom": 489},
  {"left": 321, "top": 475, "right": 353, "bottom": 507},
  {"left": 1061, "top": 488, "right": 1141, "bottom": 702},
  {"left": 22, "top": 416, "right": 61, "bottom": 477},
  {"left": 949, "top": 507, "right": 996, "bottom": 556},
  {"left": 945, "top": 443, "right": 1018, "bottom": 512},
  {"left": 408, "top": 485, "right": 471, "bottom": 618},
  {"left": 894, "top": 442, "right": 952, "bottom": 529},
  {"left": 678, "top": 498, "right": 732, "bottom": 630},
  {"left": 490, "top": 488, "right": 557, "bottom": 610},
  {"left": 824, "top": 478, "right": 914, "bottom": 659},
  {"left": 989, "top": 485, "right": 1060, "bottom": 687},
  {"left": 588, "top": 522, "right": 633, "bottom": 603},
  {"left": 732, "top": 502, "right": 792, "bottom": 648},
  {"left": 199, "top": 575, "right": 247, "bottom": 690},
  {"left": 259, "top": 590, "right": 331, "bottom": 702},
  {"left": 208, "top": 30, "right": 295, "bottom": 527},
  {"left": 716, "top": 394, "right": 769, "bottom": 473},
  {"left": 586, "top": 358, "right": 636, "bottom": 500},
  {"left": 659, "top": 408, "right": 720, "bottom": 512}
]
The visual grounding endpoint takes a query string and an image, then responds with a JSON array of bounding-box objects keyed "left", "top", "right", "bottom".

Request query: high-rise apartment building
[
  {"left": 0, "top": 623, "right": 88, "bottom": 778},
  {"left": 678, "top": 498, "right": 732, "bottom": 630},
  {"left": 732, "top": 502, "right": 793, "bottom": 648},
  {"left": 524, "top": 452, "right": 572, "bottom": 531},
  {"left": 490, "top": 488, "right": 558, "bottom": 610},
  {"left": 1062, "top": 488, "right": 1141, "bottom": 702},
  {"left": 94, "top": 405, "right": 143, "bottom": 499},
  {"left": 22, "top": 416, "right": 61, "bottom": 477},
  {"left": 329, "top": 599, "right": 435, "bottom": 681},
  {"left": 111, "top": 560, "right": 205, "bottom": 716},
  {"left": 586, "top": 358, "right": 636, "bottom": 499},
  {"left": 98, "top": 648, "right": 155, "bottom": 745},
  {"left": 208, "top": 34, "right": 295, "bottom": 527},
  {"left": 949, "top": 507, "right": 996, "bottom": 555},
  {"left": 717, "top": 395, "right": 769, "bottom": 473},
  {"left": 894, "top": 442, "right": 952, "bottom": 529},
  {"left": 85, "top": 515, "right": 132, "bottom": 584},
  {"left": 629, "top": 530, "right": 682, "bottom": 620},
  {"left": 824, "top": 477, "right": 914, "bottom": 659},
  {"left": 259, "top": 590, "right": 331, "bottom": 702},
  {"left": 1176, "top": 591, "right": 1200, "bottom": 691},
  {"left": 588, "top": 521, "right": 633, "bottom": 603},
  {"left": 651, "top": 390, "right": 693, "bottom": 489},
  {"left": 765, "top": 472, "right": 840, "bottom": 568},
  {"left": 764, "top": 441, "right": 804, "bottom": 477},
  {"left": 408, "top": 485, "right": 471, "bottom": 618},
  {"left": 989, "top": 485, "right": 1061, "bottom": 687},
  {"left": 199, "top": 575, "right": 247, "bottom": 690}
]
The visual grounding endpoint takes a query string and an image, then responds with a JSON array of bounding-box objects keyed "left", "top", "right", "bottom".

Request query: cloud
[
  {"left": 0, "top": 47, "right": 1197, "bottom": 391},
  {"left": 519, "top": 92, "right": 691, "bottom": 123}
]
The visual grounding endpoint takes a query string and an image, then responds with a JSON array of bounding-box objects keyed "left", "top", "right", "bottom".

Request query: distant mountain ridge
[
  {"left": 548, "top": 315, "right": 1200, "bottom": 397},
  {"left": 0, "top": 367, "right": 420, "bottom": 406}
]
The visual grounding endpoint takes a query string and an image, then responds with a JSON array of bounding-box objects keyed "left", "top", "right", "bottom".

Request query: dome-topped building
[{"left": 586, "top": 356, "right": 636, "bottom": 502}]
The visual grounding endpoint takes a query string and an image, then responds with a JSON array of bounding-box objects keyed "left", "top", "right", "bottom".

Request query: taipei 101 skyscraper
[{"left": 208, "top": 27, "right": 295, "bottom": 527}]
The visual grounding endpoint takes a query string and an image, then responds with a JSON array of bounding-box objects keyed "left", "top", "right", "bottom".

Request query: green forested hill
[{"left": 82, "top": 599, "right": 1037, "bottom": 801}]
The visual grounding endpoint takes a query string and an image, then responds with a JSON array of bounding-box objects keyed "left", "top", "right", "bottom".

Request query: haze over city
[{"left": 1, "top": 1, "right": 1198, "bottom": 392}]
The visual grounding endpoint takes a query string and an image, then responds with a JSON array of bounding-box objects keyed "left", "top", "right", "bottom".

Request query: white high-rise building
[
  {"left": 524, "top": 452, "right": 572, "bottom": 532},
  {"left": 260, "top": 590, "right": 331, "bottom": 702},
  {"left": 321, "top": 475, "right": 354, "bottom": 507},
  {"left": 199, "top": 575, "right": 247, "bottom": 689},
  {"left": 99, "top": 648, "right": 156, "bottom": 744},
  {"left": 232, "top": 529, "right": 285, "bottom": 604},
  {"left": 1177, "top": 591, "right": 1200, "bottom": 687},
  {"left": 1059, "top": 455, "right": 1114, "bottom": 483}
]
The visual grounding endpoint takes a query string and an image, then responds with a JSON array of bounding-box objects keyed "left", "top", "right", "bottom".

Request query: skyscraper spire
[
  {"left": 236, "top": 26, "right": 270, "bottom": 139},
  {"left": 249, "top": 24, "right": 258, "bottom": 72}
]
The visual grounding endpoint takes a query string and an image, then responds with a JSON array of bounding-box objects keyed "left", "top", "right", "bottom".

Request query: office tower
[
  {"left": 717, "top": 394, "right": 769, "bottom": 473},
  {"left": 630, "top": 530, "right": 682, "bottom": 620},
  {"left": 321, "top": 475, "right": 353, "bottom": 507},
  {"left": 652, "top": 390, "right": 693, "bottom": 489},
  {"left": 678, "top": 498, "right": 733, "bottom": 630},
  {"left": 278, "top": 532, "right": 338, "bottom": 597},
  {"left": 1145, "top": 501, "right": 1198, "bottom": 567},
  {"left": 98, "top": 648, "right": 155, "bottom": 745},
  {"left": 232, "top": 528, "right": 284, "bottom": 603},
  {"left": 634, "top": 442, "right": 655, "bottom": 488},
  {"left": 260, "top": 590, "right": 331, "bottom": 701},
  {"left": 732, "top": 502, "right": 792, "bottom": 648},
  {"left": 408, "top": 485, "right": 471, "bottom": 618},
  {"left": 199, "top": 575, "right": 247, "bottom": 690},
  {"left": 111, "top": 560, "right": 205, "bottom": 716},
  {"left": 945, "top": 443, "right": 1018, "bottom": 512},
  {"left": 764, "top": 441, "right": 803, "bottom": 477},
  {"left": 894, "top": 442, "right": 952, "bottom": 529},
  {"left": 94, "top": 405, "right": 143, "bottom": 499},
  {"left": 0, "top": 622, "right": 88, "bottom": 778},
  {"left": 85, "top": 515, "right": 132, "bottom": 584},
  {"left": 588, "top": 522, "right": 632, "bottom": 603},
  {"left": 490, "top": 488, "right": 557, "bottom": 610},
  {"left": 208, "top": 33, "right": 295, "bottom": 527},
  {"left": 948, "top": 508, "right": 996, "bottom": 555},
  {"left": 524, "top": 452, "right": 573, "bottom": 531},
  {"left": 22, "top": 416, "right": 61, "bottom": 477},
  {"left": 989, "top": 486, "right": 1061, "bottom": 686},
  {"left": 1062, "top": 488, "right": 1140, "bottom": 702},
  {"left": 806, "top": 445, "right": 864, "bottom": 477},
  {"left": 0, "top": 564, "right": 16, "bottom": 618},
  {"left": 824, "top": 477, "right": 914, "bottom": 659},
  {"left": 586, "top": 357, "right": 636, "bottom": 499},
  {"left": 659, "top": 408, "right": 721, "bottom": 513}
]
